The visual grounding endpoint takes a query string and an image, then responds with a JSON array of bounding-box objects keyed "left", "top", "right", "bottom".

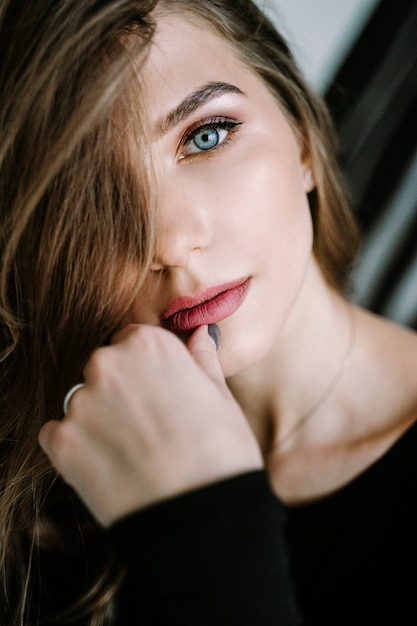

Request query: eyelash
[{"left": 179, "top": 117, "right": 243, "bottom": 160}]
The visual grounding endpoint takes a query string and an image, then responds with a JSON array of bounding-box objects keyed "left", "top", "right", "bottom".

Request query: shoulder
[{"left": 355, "top": 307, "right": 417, "bottom": 428}]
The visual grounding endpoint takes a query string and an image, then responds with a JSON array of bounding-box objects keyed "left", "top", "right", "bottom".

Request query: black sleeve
[{"left": 110, "top": 470, "right": 301, "bottom": 625}]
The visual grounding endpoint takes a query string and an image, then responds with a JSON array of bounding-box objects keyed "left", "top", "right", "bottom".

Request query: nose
[{"left": 150, "top": 190, "right": 211, "bottom": 271}]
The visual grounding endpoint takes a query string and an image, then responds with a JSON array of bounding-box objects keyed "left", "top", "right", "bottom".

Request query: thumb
[{"left": 187, "top": 324, "right": 225, "bottom": 386}]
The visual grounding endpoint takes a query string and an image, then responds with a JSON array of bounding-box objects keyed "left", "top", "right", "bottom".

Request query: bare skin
[{"left": 40, "top": 325, "right": 262, "bottom": 527}]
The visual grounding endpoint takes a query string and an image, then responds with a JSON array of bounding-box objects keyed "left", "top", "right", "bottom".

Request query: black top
[
  {"left": 34, "top": 421, "right": 417, "bottom": 625},
  {"left": 285, "top": 419, "right": 417, "bottom": 626},
  {"left": 37, "top": 471, "right": 300, "bottom": 625}
]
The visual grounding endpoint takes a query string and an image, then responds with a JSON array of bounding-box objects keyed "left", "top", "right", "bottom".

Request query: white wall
[{"left": 257, "top": 0, "right": 380, "bottom": 90}]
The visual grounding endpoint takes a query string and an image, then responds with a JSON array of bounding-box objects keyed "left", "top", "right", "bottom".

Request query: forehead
[{"left": 142, "top": 13, "right": 258, "bottom": 119}]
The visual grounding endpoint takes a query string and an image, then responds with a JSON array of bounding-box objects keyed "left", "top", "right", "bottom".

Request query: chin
[
  {"left": 219, "top": 332, "right": 273, "bottom": 378},
  {"left": 220, "top": 358, "right": 245, "bottom": 378}
]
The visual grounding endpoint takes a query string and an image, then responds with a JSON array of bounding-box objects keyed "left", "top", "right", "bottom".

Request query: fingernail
[{"left": 208, "top": 324, "right": 221, "bottom": 350}]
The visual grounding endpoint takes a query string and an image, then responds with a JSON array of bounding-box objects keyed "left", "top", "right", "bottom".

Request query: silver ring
[{"left": 63, "top": 383, "right": 85, "bottom": 415}]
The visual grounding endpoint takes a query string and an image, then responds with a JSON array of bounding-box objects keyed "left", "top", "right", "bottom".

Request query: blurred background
[
  {"left": 259, "top": 0, "right": 380, "bottom": 91},
  {"left": 258, "top": 0, "right": 417, "bottom": 330}
]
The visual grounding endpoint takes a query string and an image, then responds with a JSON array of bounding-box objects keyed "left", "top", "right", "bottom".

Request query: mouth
[{"left": 161, "top": 277, "right": 250, "bottom": 333}]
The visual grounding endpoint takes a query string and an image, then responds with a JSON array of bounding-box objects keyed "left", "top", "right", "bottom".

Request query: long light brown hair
[
  {"left": 0, "top": 0, "right": 157, "bottom": 622},
  {"left": 0, "top": 0, "right": 359, "bottom": 623}
]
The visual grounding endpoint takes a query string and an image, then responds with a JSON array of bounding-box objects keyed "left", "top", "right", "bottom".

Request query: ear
[
  {"left": 303, "top": 166, "right": 315, "bottom": 193},
  {"left": 299, "top": 135, "right": 316, "bottom": 193}
]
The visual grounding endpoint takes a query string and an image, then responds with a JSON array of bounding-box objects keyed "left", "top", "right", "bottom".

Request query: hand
[{"left": 39, "top": 325, "right": 262, "bottom": 526}]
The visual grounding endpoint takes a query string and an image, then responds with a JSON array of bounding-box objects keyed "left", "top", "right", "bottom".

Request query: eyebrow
[{"left": 155, "top": 81, "right": 244, "bottom": 137}]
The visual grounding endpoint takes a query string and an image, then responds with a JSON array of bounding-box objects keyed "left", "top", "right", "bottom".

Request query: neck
[{"left": 227, "top": 261, "right": 355, "bottom": 454}]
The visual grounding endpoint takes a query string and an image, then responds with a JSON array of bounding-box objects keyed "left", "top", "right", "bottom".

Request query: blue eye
[
  {"left": 181, "top": 119, "right": 242, "bottom": 158},
  {"left": 185, "top": 126, "right": 228, "bottom": 155}
]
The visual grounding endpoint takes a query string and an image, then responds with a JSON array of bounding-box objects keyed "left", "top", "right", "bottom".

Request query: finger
[
  {"left": 187, "top": 325, "right": 225, "bottom": 385},
  {"left": 38, "top": 420, "right": 61, "bottom": 458}
]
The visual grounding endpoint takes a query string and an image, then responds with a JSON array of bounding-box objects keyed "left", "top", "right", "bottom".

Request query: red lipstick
[{"left": 161, "top": 277, "right": 250, "bottom": 332}]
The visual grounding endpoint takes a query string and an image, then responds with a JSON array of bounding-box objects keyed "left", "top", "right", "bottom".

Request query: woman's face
[{"left": 126, "top": 13, "right": 314, "bottom": 376}]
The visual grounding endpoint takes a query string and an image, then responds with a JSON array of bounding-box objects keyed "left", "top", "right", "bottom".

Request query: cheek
[
  {"left": 119, "top": 278, "right": 162, "bottom": 328},
  {"left": 201, "top": 140, "right": 313, "bottom": 258},
  {"left": 210, "top": 153, "right": 313, "bottom": 376}
]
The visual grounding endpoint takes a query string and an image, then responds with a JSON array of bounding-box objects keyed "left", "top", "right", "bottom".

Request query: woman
[{"left": 1, "top": 0, "right": 416, "bottom": 623}]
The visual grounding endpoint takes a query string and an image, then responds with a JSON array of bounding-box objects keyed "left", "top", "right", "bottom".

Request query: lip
[{"left": 161, "top": 277, "right": 250, "bottom": 332}]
